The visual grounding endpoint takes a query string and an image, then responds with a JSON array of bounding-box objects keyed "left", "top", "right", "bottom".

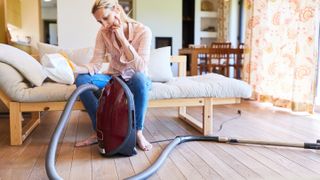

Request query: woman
[{"left": 73, "top": 0, "right": 152, "bottom": 151}]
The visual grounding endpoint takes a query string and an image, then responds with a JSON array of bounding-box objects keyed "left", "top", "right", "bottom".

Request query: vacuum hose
[
  {"left": 45, "top": 84, "right": 320, "bottom": 180},
  {"left": 46, "top": 84, "right": 99, "bottom": 180}
]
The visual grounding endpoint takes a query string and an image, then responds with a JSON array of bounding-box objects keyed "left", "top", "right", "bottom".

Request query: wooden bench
[{"left": 0, "top": 56, "right": 241, "bottom": 145}]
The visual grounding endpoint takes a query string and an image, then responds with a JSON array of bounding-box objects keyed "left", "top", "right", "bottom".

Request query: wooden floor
[{"left": 0, "top": 101, "right": 320, "bottom": 180}]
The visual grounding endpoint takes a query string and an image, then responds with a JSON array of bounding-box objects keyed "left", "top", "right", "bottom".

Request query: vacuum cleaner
[{"left": 46, "top": 76, "right": 320, "bottom": 180}]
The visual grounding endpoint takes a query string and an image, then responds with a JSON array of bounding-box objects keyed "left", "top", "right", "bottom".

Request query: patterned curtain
[
  {"left": 217, "top": 0, "right": 230, "bottom": 42},
  {"left": 243, "top": 0, "right": 320, "bottom": 113}
]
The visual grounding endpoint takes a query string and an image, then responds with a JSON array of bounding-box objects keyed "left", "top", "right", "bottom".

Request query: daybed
[{"left": 0, "top": 45, "right": 251, "bottom": 145}]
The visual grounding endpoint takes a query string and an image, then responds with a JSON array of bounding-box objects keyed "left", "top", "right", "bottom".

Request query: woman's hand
[
  {"left": 72, "top": 62, "right": 102, "bottom": 76},
  {"left": 112, "top": 16, "right": 126, "bottom": 42}
]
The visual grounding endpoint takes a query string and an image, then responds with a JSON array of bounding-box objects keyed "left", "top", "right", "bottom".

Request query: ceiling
[{"left": 42, "top": 0, "right": 57, "bottom": 8}]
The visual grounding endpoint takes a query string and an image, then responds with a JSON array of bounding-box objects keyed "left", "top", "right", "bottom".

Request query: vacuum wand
[{"left": 215, "top": 136, "right": 320, "bottom": 150}]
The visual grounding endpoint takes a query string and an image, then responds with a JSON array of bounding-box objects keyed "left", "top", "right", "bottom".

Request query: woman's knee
[
  {"left": 130, "top": 73, "right": 149, "bottom": 90},
  {"left": 75, "top": 74, "right": 91, "bottom": 87}
]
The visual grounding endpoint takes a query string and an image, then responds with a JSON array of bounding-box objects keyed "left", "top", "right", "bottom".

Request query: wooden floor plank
[
  {"left": 69, "top": 113, "right": 93, "bottom": 180},
  {"left": 138, "top": 128, "right": 161, "bottom": 180},
  {"left": 149, "top": 112, "right": 203, "bottom": 179},
  {"left": 268, "top": 147, "right": 320, "bottom": 176},
  {"left": 115, "top": 157, "right": 135, "bottom": 179},
  {"left": 55, "top": 111, "right": 80, "bottom": 180},
  {"left": 28, "top": 111, "right": 76, "bottom": 180},
  {"left": 148, "top": 107, "right": 239, "bottom": 179},
  {"left": 91, "top": 146, "right": 118, "bottom": 180},
  {"left": 243, "top": 145, "right": 315, "bottom": 178},
  {"left": 177, "top": 144, "right": 223, "bottom": 180},
  {"left": 129, "top": 149, "right": 152, "bottom": 176},
  {"left": 208, "top": 110, "right": 312, "bottom": 179},
  {"left": 143, "top": 111, "right": 187, "bottom": 180}
]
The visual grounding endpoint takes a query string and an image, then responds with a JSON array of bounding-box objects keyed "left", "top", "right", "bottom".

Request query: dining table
[{"left": 178, "top": 47, "right": 244, "bottom": 77}]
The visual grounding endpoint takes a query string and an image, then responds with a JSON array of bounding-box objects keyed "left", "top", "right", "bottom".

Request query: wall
[
  {"left": 0, "top": 0, "right": 6, "bottom": 43},
  {"left": 57, "top": 0, "right": 100, "bottom": 49},
  {"left": 42, "top": 7, "right": 57, "bottom": 20},
  {"left": 20, "top": 0, "right": 41, "bottom": 48},
  {"left": 6, "top": 0, "right": 21, "bottom": 28},
  {"left": 134, "top": 0, "right": 182, "bottom": 55},
  {"left": 56, "top": 0, "right": 182, "bottom": 54}
]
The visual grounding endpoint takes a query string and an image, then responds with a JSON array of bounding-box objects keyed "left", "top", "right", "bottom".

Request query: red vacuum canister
[{"left": 96, "top": 76, "right": 137, "bottom": 156}]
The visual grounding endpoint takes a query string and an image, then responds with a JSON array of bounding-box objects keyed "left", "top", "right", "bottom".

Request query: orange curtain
[{"left": 243, "top": 0, "right": 320, "bottom": 113}]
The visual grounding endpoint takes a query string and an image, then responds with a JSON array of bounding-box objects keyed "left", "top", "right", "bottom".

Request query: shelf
[
  {"left": 200, "top": 11, "right": 217, "bottom": 18},
  {"left": 200, "top": 31, "right": 217, "bottom": 38}
]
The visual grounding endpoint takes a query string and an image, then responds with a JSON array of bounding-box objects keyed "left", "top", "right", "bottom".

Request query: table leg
[{"left": 191, "top": 53, "right": 198, "bottom": 76}]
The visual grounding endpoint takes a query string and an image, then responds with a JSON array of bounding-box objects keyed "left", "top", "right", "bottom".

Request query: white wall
[
  {"left": 57, "top": 0, "right": 100, "bottom": 49},
  {"left": 135, "top": 0, "right": 182, "bottom": 55},
  {"left": 57, "top": 0, "right": 182, "bottom": 53},
  {"left": 42, "top": 7, "right": 57, "bottom": 20},
  {"left": 20, "top": 0, "right": 40, "bottom": 48}
]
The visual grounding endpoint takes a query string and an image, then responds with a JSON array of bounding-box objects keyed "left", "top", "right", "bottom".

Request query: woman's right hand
[
  {"left": 86, "top": 63, "right": 103, "bottom": 75},
  {"left": 92, "top": 63, "right": 103, "bottom": 74},
  {"left": 72, "top": 63, "right": 102, "bottom": 75}
]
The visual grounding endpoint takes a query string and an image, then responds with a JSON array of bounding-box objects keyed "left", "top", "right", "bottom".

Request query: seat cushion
[{"left": 149, "top": 73, "right": 252, "bottom": 100}]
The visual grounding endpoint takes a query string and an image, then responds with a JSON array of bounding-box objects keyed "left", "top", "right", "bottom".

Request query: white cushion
[
  {"left": 37, "top": 42, "right": 94, "bottom": 65},
  {"left": 148, "top": 46, "right": 173, "bottom": 82},
  {"left": 41, "top": 54, "right": 75, "bottom": 85},
  {"left": 0, "top": 43, "right": 47, "bottom": 86},
  {"left": 149, "top": 73, "right": 252, "bottom": 100}
]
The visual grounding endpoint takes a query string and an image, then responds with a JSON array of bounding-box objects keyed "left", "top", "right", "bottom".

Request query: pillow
[
  {"left": 148, "top": 46, "right": 173, "bottom": 82},
  {"left": 41, "top": 53, "right": 75, "bottom": 85},
  {"left": 0, "top": 43, "right": 47, "bottom": 86},
  {"left": 37, "top": 42, "right": 94, "bottom": 65}
]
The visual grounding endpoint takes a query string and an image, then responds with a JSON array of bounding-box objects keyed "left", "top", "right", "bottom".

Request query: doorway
[
  {"left": 41, "top": 0, "right": 57, "bottom": 45},
  {"left": 182, "top": 0, "right": 195, "bottom": 48},
  {"left": 43, "top": 20, "right": 57, "bottom": 45}
]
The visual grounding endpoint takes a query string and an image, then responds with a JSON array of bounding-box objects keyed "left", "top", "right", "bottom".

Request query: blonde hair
[{"left": 92, "top": 0, "right": 135, "bottom": 23}]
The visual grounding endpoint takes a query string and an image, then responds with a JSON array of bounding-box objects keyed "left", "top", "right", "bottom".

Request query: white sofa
[{"left": 0, "top": 44, "right": 251, "bottom": 145}]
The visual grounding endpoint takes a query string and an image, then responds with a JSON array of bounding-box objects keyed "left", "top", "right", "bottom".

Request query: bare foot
[
  {"left": 75, "top": 133, "right": 98, "bottom": 147},
  {"left": 136, "top": 130, "right": 152, "bottom": 151}
]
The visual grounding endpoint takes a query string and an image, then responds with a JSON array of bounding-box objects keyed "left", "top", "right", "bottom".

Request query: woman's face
[{"left": 94, "top": 7, "right": 120, "bottom": 30}]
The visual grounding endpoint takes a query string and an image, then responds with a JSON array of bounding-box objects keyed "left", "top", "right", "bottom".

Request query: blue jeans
[{"left": 75, "top": 73, "right": 151, "bottom": 131}]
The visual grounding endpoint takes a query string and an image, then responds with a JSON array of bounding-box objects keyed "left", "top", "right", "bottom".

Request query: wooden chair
[
  {"left": 199, "top": 42, "right": 231, "bottom": 76},
  {"left": 233, "top": 43, "right": 244, "bottom": 79},
  {"left": 211, "top": 42, "right": 232, "bottom": 49},
  {"left": 199, "top": 52, "right": 212, "bottom": 75}
]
